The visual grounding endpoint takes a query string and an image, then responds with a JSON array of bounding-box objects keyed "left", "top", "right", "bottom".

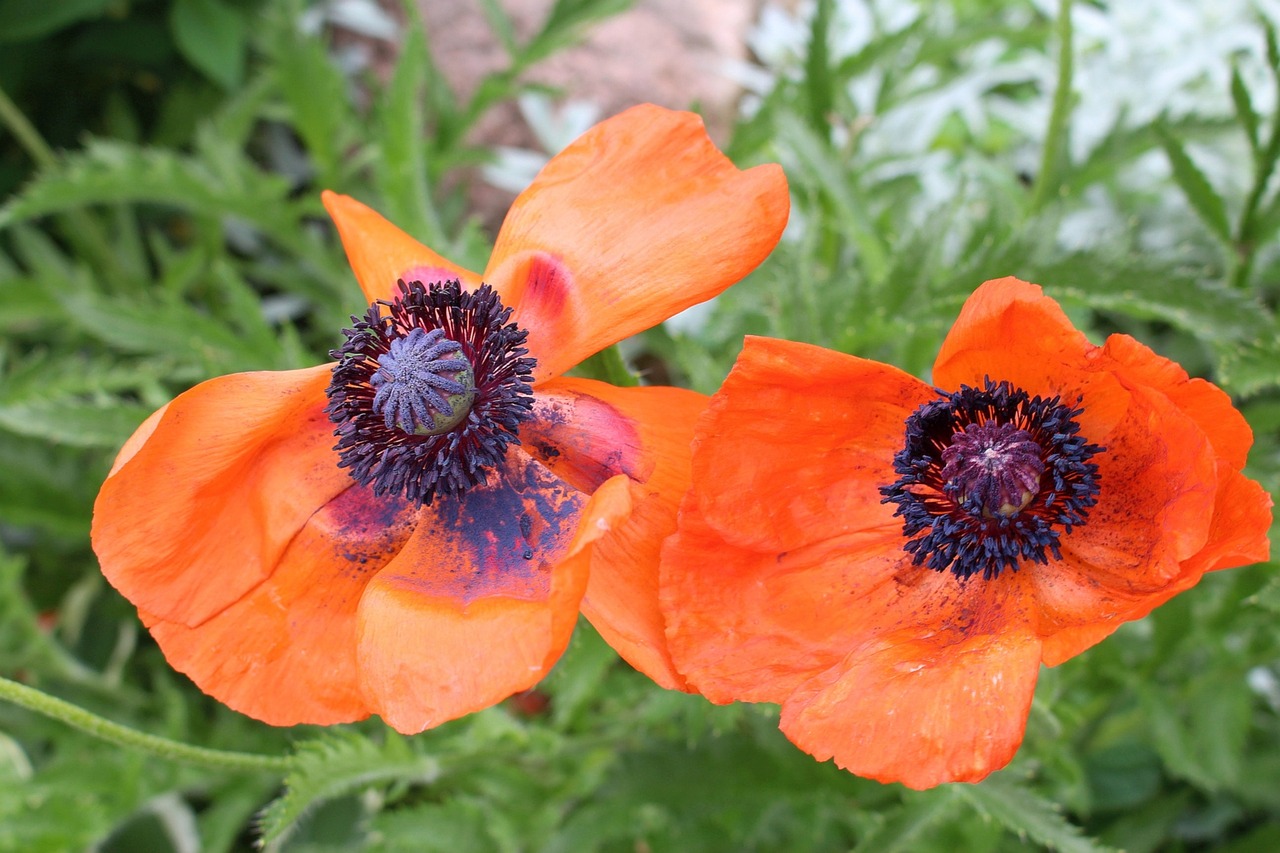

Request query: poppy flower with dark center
[
  {"left": 92, "top": 105, "right": 789, "bottom": 733},
  {"left": 659, "top": 277, "right": 1272, "bottom": 789}
]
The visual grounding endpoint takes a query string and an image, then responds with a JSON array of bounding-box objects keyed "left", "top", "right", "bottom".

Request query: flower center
[
  {"left": 879, "top": 378, "right": 1103, "bottom": 581},
  {"left": 325, "top": 280, "right": 535, "bottom": 505},
  {"left": 940, "top": 421, "right": 1043, "bottom": 517},
  {"left": 371, "top": 328, "right": 476, "bottom": 436}
]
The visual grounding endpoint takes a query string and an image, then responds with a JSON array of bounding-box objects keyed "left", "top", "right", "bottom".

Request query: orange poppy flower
[
  {"left": 91, "top": 105, "right": 789, "bottom": 733},
  {"left": 660, "top": 277, "right": 1272, "bottom": 789}
]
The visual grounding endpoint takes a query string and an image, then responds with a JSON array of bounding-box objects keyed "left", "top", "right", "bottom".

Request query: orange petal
[
  {"left": 1100, "top": 332, "right": 1254, "bottom": 470},
  {"left": 1190, "top": 468, "right": 1273, "bottom": 573},
  {"left": 779, "top": 610, "right": 1044, "bottom": 789},
  {"left": 931, "top": 278, "right": 1135, "bottom": 435},
  {"left": 933, "top": 278, "right": 1088, "bottom": 384},
  {"left": 485, "top": 105, "right": 790, "bottom": 382},
  {"left": 662, "top": 489, "right": 924, "bottom": 704},
  {"left": 692, "top": 336, "right": 933, "bottom": 553},
  {"left": 322, "top": 191, "right": 482, "bottom": 304},
  {"left": 1062, "top": 382, "right": 1217, "bottom": 590},
  {"left": 92, "top": 366, "right": 353, "bottom": 627},
  {"left": 525, "top": 377, "right": 708, "bottom": 690},
  {"left": 356, "top": 452, "right": 632, "bottom": 733},
  {"left": 143, "top": 485, "right": 418, "bottom": 725}
]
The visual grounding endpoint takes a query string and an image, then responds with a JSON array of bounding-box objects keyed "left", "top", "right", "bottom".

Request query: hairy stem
[{"left": 0, "top": 675, "right": 292, "bottom": 773}]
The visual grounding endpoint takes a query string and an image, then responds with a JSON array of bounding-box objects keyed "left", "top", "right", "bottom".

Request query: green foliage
[{"left": 0, "top": 0, "right": 1275, "bottom": 850}]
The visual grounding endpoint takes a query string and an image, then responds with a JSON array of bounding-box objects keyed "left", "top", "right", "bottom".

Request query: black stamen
[
  {"left": 879, "top": 378, "right": 1103, "bottom": 581},
  {"left": 325, "top": 280, "right": 535, "bottom": 505}
]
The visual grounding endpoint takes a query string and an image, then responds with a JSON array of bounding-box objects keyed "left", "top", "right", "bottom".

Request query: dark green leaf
[
  {"left": 0, "top": 0, "right": 110, "bottom": 42},
  {"left": 169, "top": 0, "right": 247, "bottom": 90}
]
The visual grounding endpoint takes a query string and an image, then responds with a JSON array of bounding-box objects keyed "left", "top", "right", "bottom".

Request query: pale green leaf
[
  {"left": 1156, "top": 124, "right": 1233, "bottom": 243},
  {"left": 258, "top": 732, "right": 441, "bottom": 851},
  {"left": 956, "top": 775, "right": 1114, "bottom": 853}
]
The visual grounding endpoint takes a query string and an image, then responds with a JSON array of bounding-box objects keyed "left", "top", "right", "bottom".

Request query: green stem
[
  {"left": 0, "top": 84, "right": 57, "bottom": 168},
  {"left": 1030, "top": 0, "right": 1075, "bottom": 213},
  {"left": 0, "top": 675, "right": 292, "bottom": 773}
]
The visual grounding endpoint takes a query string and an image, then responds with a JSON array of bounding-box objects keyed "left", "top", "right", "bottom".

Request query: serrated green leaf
[
  {"left": 1217, "top": 339, "right": 1280, "bottom": 397},
  {"left": 270, "top": 18, "right": 351, "bottom": 187},
  {"left": 170, "top": 0, "right": 246, "bottom": 90},
  {"left": 853, "top": 790, "right": 963, "bottom": 853},
  {"left": 1142, "top": 672, "right": 1252, "bottom": 792},
  {"left": 258, "top": 732, "right": 441, "bottom": 851},
  {"left": 1155, "top": 124, "right": 1233, "bottom": 243},
  {"left": 0, "top": 139, "right": 300, "bottom": 254},
  {"left": 955, "top": 775, "right": 1113, "bottom": 853}
]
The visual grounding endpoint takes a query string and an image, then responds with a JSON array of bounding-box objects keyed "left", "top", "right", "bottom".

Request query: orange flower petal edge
[
  {"left": 142, "top": 484, "right": 418, "bottom": 726},
  {"left": 322, "top": 191, "right": 482, "bottom": 304},
  {"left": 486, "top": 104, "right": 791, "bottom": 382},
  {"left": 93, "top": 366, "right": 352, "bottom": 627},
  {"left": 524, "top": 377, "right": 711, "bottom": 690},
  {"left": 661, "top": 277, "right": 1272, "bottom": 788}
]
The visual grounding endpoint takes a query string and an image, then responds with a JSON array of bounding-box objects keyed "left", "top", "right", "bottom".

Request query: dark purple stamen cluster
[
  {"left": 326, "top": 280, "right": 535, "bottom": 505},
  {"left": 879, "top": 378, "right": 1103, "bottom": 581}
]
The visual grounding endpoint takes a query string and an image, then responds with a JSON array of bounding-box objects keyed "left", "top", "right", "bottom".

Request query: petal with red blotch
[
  {"left": 143, "top": 485, "right": 418, "bottom": 725},
  {"left": 356, "top": 452, "right": 631, "bottom": 733},
  {"left": 322, "top": 191, "right": 482, "bottom": 304},
  {"left": 1100, "top": 332, "right": 1255, "bottom": 470},
  {"left": 692, "top": 336, "right": 932, "bottom": 554},
  {"left": 779, "top": 574, "right": 1043, "bottom": 789},
  {"left": 485, "top": 105, "right": 789, "bottom": 382},
  {"left": 520, "top": 377, "right": 652, "bottom": 495},
  {"left": 92, "top": 366, "right": 352, "bottom": 627},
  {"left": 524, "top": 377, "right": 708, "bottom": 690}
]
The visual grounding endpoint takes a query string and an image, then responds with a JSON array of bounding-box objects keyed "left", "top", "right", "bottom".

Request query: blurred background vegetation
[{"left": 0, "top": 0, "right": 1277, "bottom": 850}]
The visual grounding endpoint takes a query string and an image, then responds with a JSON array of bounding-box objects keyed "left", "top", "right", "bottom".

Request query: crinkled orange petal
[
  {"left": 522, "top": 377, "right": 708, "bottom": 690},
  {"left": 1063, "top": 382, "right": 1217, "bottom": 589},
  {"left": 356, "top": 452, "right": 632, "bottom": 733},
  {"left": 691, "top": 336, "right": 933, "bottom": 553},
  {"left": 143, "top": 485, "right": 418, "bottom": 725},
  {"left": 1189, "top": 469, "right": 1273, "bottom": 573},
  {"left": 1100, "top": 332, "right": 1254, "bottom": 470},
  {"left": 662, "top": 487, "right": 923, "bottom": 704},
  {"left": 932, "top": 278, "right": 1132, "bottom": 439},
  {"left": 1039, "top": 468, "right": 1271, "bottom": 667},
  {"left": 92, "top": 365, "right": 352, "bottom": 627},
  {"left": 484, "top": 105, "right": 790, "bottom": 382},
  {"left": 520, "top": 378, "right": 652, "bottom": 495},
  {"left": 322, "top": 191, "right": 482, "bottom": 304},
  {"left": 779, "top": 590, "right": 1043, "bottom": 789}
]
